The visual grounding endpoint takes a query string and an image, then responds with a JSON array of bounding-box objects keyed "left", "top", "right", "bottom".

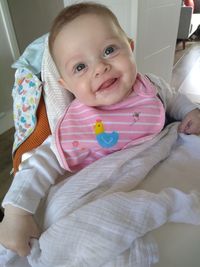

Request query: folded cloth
[
  {"left": 12, "top": 68, "right": 43, "bottom": 155},
  {"left": 13, "top": 94, "right": 51, "bottom": 173}
]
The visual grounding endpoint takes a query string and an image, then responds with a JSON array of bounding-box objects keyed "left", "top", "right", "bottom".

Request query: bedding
[
  {"left": 1, "top": 36, "right": 200, "bottom": 267},
  {"left": 1, "top": 123, "right": 200, "bottom": 267}
]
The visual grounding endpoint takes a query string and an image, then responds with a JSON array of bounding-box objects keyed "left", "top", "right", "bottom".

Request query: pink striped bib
[{"left": 55, "top": 74, "right": 165, "bottom": 172}]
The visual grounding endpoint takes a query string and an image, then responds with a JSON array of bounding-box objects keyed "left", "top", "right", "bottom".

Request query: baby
[{"left": 0, "top": 2, "right": 200, "bottom": 257}]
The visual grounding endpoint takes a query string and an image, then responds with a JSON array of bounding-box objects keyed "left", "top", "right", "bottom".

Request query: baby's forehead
[
  {"left": 61, "top": 13, "right": 120, "bottom": 34},
  {"left": 52, "top": 13, "right": 126, "bottom": 65},
  {"left": 76, "top": 13, "right": 112, "bottom": 26},
  {"left": 67, "top": 15, "right": 123, "bottom": 44}
]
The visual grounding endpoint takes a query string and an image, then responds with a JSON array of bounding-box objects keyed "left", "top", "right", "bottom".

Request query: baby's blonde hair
[{"left": 49, "top": 2, "right": 127, "bottom": 58}]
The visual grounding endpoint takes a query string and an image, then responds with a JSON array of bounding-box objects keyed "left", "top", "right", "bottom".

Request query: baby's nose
[{"left": 94, "top": 61, "right": 111, "bottom": 77}]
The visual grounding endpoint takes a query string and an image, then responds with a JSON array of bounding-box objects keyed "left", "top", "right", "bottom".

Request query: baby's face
[{"left": 53, "top": 13, "right": 137, "bottom": 106}]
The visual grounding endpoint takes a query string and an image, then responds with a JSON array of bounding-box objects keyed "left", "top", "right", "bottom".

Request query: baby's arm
[
  {"left": 178, "top": 108, "right": 200, "bottom": 134},
  {"left": 0, "top": 136, "right": 65, "bottom": 256},
  {"left": 147, "top": 74, "right": 200, "bottom": 132},
  {"left": 0, "top": 205, "right": 40, "bottom": 257}
]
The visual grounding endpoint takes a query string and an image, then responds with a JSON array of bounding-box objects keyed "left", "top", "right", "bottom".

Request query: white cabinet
[
  {"left": 64, "top": 0, "right": 182, "bottom": 83},
  {"left": 136, "top": 0, "right": 182, "bottom": 82}
]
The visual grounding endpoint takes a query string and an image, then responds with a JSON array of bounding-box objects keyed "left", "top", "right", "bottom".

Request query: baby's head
[{"left": 49, "top": 2, "right": 137, "bottom": 107}]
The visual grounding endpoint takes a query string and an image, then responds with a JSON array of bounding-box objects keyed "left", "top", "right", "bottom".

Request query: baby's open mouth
[{"left": 98, "top": 78, "right": 118, "bottom": 91}]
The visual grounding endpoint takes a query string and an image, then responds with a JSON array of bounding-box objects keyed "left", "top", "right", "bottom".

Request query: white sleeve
[
  {"left": 2, "top": 135, "right": 66, "bottom": 214},
  {"left": 146, "top": 73, "right": 199, "bottom": 120}
]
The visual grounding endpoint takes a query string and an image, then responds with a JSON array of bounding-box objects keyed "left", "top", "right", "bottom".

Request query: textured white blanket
[{"left": 1, "top": 123, "right": 200, "bottom": 267}]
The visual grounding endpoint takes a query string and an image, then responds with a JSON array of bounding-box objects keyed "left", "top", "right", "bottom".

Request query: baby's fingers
[
  {"left": 16, "top": 240, "right": 31, "bottom": 257},
  {"left": 30, "top": 221, "right": 41, "bottom": 240},
  {"left": 11, "top": 225, "right": 40, "bottom": 257},
  {"left": 14, "top": 227, "right": 40, "bottom": 257},
  {"left": 179, "top": 120, "right": 200, "bottom": 134},
  {"left": 178, "top": 120, "right": 192, "bottom": 133},
  {"left": 0, "top": 234, "right": 31, "bottom": 257}
]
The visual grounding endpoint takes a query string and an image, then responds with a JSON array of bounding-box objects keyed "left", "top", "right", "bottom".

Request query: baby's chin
[
  {"left": 96, "top": 90, "right": 132, "bottom": 106},
  {"left": 81, "top": 87, "right": 133, "bottom": 107},
  {"left": 93, "top": 95, "right": 129, "bottom": 108}
]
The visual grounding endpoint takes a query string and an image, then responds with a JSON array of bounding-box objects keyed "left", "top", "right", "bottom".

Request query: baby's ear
[
  {"left": 128, "top": 38, "right": 134, "bottom": 51},
  {"left": 58, "top": 78, "right": 67, "bottom": 89},
  {"left": 58, "top": 78, "right": 73, "bottom": 93}
]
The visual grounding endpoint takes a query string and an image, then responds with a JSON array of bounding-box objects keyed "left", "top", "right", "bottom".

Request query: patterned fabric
[
  {"left": 55, "top": 74, "right": 165, "bottom": 172},
  {"left": 13, "top": 95, "right": 51, "bottom": 173},
  {"left": 12, "top": 68, "right": 42, "bottom": 154}
]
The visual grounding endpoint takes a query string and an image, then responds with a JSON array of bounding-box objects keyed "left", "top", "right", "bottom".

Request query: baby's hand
[
  {"left": 178, "top": 108, "right": 200, "bottom": 135},
  {"left": 0, "top": 205, "right": 40, "bottom": 257}
]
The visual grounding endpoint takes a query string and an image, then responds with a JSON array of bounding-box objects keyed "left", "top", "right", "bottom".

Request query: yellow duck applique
[{"left": 93, "top": 119, "right": 119, "bottom": 148}]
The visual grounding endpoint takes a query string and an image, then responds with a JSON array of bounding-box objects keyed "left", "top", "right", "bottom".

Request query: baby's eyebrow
[
  {"left": 65, "top": 54, "right": 83, "bottom": 68},
  {"left": 103, "top": 37, "right": 123, "bottom": 48},
  {"left": 104, "top": 37, "right": 120, "bottom": 43}
]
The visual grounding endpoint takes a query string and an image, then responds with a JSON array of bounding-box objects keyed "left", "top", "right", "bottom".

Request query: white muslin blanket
[{"left": 1, "top": 123, "right": 200, "bottom": 267}]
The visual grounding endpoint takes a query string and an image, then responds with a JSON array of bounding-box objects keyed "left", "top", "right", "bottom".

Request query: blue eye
[
  {"left": 75, "top": 63, "right": 86, "bottom": 72},
  {"left": 104, "top": 46, "right": 115, "bottom": 56}
]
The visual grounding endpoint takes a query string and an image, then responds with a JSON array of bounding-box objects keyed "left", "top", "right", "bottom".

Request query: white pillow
[{"left": 41, "top": 36, "right": 74, "bottom": 133}]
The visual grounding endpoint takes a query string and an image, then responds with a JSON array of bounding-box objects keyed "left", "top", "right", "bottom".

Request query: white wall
[{"left": 7, "top": 0, "right": 64, "bottom": 53}]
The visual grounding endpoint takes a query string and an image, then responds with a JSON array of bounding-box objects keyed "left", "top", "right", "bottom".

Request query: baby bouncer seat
[{"left": 12, "top": 34, "right": 73, "bottom": 174}]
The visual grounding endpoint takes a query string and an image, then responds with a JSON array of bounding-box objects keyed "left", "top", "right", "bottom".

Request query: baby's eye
[
  {"left": 75, "top": 63, "right": 86, "bottom": 72},
  {"left": 104, "top": 46, "right": 115, "bottom": 57}
]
